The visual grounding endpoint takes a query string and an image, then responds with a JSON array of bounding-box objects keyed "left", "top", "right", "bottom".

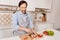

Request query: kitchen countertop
[
  {"left": 0, "top": 25, "right": 12, "bottom": 30},
  {"left": 0, "top": 29, "right": 60, "bottom": 40}
]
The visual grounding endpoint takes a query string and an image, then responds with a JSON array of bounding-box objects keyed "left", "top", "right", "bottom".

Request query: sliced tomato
[
  {"left": 37, "top": 34, "right": 43, "bottom": 38},
  {"left": 43, "top": 31, "right": 49, "bottom": 35}
]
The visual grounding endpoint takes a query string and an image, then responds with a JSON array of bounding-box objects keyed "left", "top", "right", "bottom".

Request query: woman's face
[{"left": 19, "top": 3, "right": 27, "bottom": 14}]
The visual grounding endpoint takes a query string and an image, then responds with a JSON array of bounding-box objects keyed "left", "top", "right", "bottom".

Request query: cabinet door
[
  {"left": 0, "top": 29, "right": 13, "bottom": 39},
  {"left": 36, "top": 0, "right": 52, "bottom": 9},
  {"left": 0, "top": 0, "right": 21, "bottom": 6},
  {"left": 25, "top": 0, "right": 36, "bottom": 11}
]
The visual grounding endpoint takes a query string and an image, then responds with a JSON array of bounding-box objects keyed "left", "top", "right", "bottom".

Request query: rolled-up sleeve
[{"left": 12, "top": 14, "right": 19, "bottom": 31}]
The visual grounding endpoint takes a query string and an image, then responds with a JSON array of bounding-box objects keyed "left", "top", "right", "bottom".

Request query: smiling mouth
[{"left": 22, "top": 10, "right": 26, "bottom": 14}]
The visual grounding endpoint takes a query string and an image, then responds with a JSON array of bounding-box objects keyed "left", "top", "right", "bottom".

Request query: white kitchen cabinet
[
  {"left": 25, "top": 0, "right": 36, "bottom": 11},
  {"left": 0, "top": 28, "right": 13, "bottom": 39},
  {"left": 0, "top": 0, "right": 21, "bottom": 6},
  {"left": 0, "top": 0, "right": 52, "bottom": 11},
  {"left": 36, "top": 0, "right": 52, "bottom": 9},
  {"left": 25, "top": 0, "right": 52, "bottom": 11}
]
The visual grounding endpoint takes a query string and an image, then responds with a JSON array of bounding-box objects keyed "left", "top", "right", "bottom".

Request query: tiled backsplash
[
  {"left": 0, "top": 13, "right": 12, "bottom": 25},
  {"left": 0, "top": 12, "right": 35, "bottom": 25}
]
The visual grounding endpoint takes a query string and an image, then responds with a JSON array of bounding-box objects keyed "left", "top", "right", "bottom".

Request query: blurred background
[{"left": 0, "top": 0, "right": 60, "bottom": 39}]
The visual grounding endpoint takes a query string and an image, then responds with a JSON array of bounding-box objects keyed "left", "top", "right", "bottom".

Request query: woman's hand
[{"left": 31, "top": 28, "right": 37, "bottom": 36}]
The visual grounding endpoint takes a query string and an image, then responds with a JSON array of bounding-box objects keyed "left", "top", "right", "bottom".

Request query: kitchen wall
[{"left": 47, "top": 0, "right": 60, "bottom": 29}]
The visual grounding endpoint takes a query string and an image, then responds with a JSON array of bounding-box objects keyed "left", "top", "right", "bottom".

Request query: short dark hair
[{"left": 18, "top": 1, "right": 28, "bottom": 7}]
